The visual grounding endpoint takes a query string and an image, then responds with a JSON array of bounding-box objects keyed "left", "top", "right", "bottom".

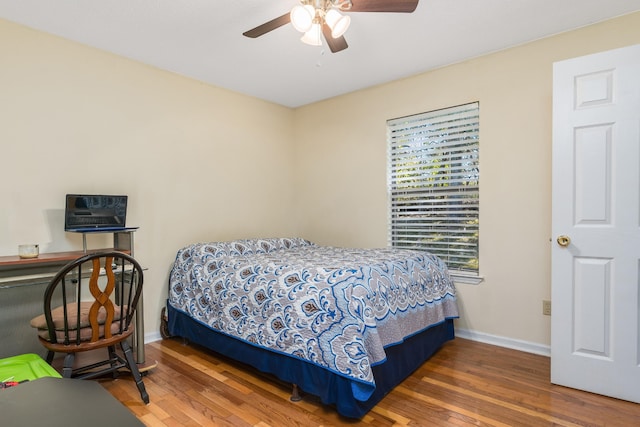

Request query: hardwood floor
[{"left": 99, "top": 337, "right": 640, "bottom": 426}]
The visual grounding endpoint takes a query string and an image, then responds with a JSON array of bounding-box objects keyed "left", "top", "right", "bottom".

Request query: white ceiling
[{"left": 1, "top": 0, "right": 639, "bottom": 108}]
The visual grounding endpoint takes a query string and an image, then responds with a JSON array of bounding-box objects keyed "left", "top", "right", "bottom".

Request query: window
[{"left": 387, "top": 102, "right": 480, "bottom": 283}]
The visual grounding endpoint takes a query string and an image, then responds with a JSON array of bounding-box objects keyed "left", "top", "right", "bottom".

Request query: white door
[{"left": 551, "top": 43, "right": 640, "bottom": 403}]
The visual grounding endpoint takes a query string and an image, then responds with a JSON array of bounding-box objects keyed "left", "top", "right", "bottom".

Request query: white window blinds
[{"left": 387, "top": 102, "right": 479, "bottom": 274}]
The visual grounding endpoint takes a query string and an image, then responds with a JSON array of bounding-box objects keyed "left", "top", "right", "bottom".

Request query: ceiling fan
[{"left": 243, "top": 0, "right": 419, "bottom": 53}]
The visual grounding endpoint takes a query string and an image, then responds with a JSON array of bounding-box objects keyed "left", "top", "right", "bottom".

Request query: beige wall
[
  {"left": 0, "top": 18, "right": 297, "bottom": 338},
  {"left": 294, "top": 12, "right": 640, "bottom": 346},
  {"left": 2, "top": 12, "right": 640, "bottom": 349}
]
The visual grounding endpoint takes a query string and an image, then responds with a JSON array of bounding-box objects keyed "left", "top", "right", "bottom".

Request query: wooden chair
[{"left": 30, "top": 251, "right": 149, "bottom": 404}]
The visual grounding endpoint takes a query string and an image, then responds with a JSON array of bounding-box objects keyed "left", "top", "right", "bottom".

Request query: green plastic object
[{"left": 0, "top": 353, "right": 61, "bottom": 383}]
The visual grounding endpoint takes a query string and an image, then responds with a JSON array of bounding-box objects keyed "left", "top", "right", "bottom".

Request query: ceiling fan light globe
[
  {"left": 301, "top": 23, "right": 323, "bottom": 46},
  {"left": 325, "top": 9, "right": 350, "bottom": 38},
  {"left": 290, "top": 5, "right": 315, "bottom": 33}
]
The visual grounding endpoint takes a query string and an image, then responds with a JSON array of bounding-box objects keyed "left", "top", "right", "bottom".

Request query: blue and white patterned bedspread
[{"left": 168, "top": 238, "right": 458, "bottom": 400}]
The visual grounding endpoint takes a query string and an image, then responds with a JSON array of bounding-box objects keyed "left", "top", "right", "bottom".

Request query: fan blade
[
  {"left": 322, "top": 23, "right": 348, "bottom": 53},
  {"left": 243, "top": 13, "right": 291, "bottom": 38},
  {"left": 349, "top": 0, "right": 419, "bottom": 13}
]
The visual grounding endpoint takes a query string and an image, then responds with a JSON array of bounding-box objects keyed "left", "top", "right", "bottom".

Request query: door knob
[{"left": 556, "top": 235, "right": 571, "bottom": 247}]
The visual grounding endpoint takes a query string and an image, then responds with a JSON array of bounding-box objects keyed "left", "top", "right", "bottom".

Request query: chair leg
[
  {"left": 45, "top": 351, "right": 55, "bottom": 364},
  {"left": 62, "top": 353, "right": 75, "bottom": 378},
  {"left": 120, "top": 340, "right": 149, "bottom": 404},
  {"left": 107, "top": 345, "right": 119, "bottom": 378}
]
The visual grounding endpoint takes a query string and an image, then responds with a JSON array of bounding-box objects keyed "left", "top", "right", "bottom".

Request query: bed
[{"left": 165, "top": 237, "right": 459, "bottom": 418}]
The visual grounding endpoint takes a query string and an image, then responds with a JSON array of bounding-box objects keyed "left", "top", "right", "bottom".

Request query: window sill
[{"left": 451, "top": 272, "right": 484, "bottom": 285}]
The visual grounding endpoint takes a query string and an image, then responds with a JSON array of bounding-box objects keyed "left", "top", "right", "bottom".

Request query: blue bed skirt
[{"left": 166, "top": 303, "right": 455, "bottom": 418}]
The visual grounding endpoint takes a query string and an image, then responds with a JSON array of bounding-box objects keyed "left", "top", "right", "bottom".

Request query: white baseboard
[
  {"left": 455, "top": 328, "right": 550, "bottom": 357},
  {"left": 144, "top": 331, "right": 163, "bottom": 344}
]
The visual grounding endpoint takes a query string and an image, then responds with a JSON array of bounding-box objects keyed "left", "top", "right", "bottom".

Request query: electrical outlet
[{"left": 543, "top": 300, "right": 551, "bottom": 316}]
